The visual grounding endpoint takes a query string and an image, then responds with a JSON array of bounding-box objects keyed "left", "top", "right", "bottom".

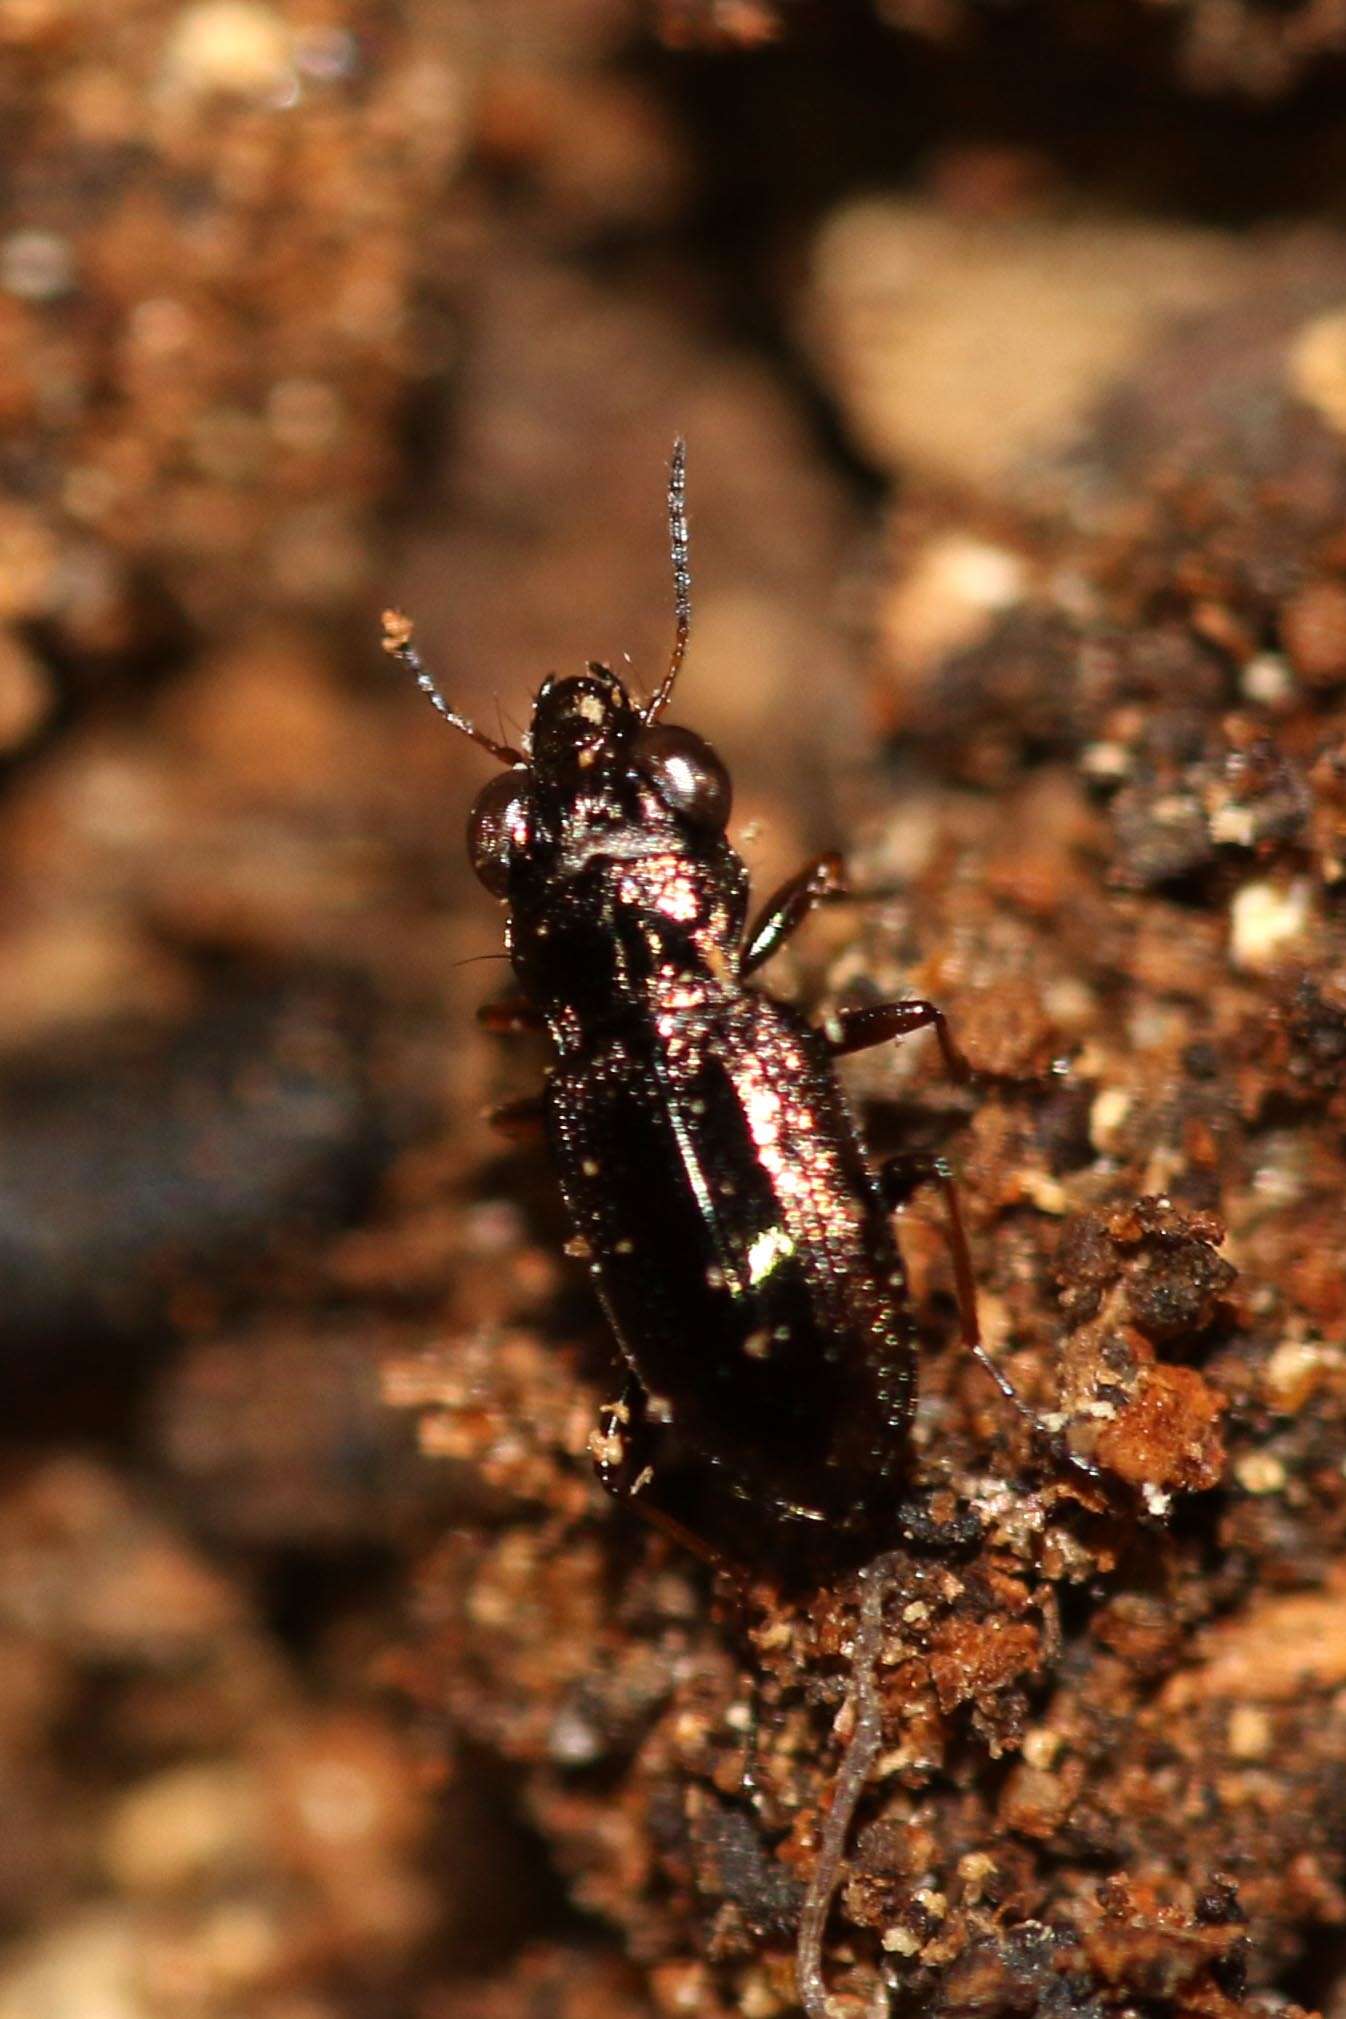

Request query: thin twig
[{"left": 797, "top": 1553, "right": 900, "bottom": 2019}]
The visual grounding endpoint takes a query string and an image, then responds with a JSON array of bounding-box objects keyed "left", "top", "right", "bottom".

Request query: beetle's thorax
[
  {"left": 463, "top": 662, "right": 745, "bottom": 1050},
  {"left": 510, "top": 838, "right": 748, "bottom": 1054}
]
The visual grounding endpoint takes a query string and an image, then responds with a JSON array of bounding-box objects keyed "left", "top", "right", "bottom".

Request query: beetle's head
[
  {"left": 382, "top": 441, "right": 720, "bottom": 903},
  {"left": 462, "top": 663, "right": 731, "bottom": 898}
]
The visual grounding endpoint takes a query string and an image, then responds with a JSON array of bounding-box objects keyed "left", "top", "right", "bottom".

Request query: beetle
[{"left": 382, "top": 442, "right": 1081, "bottom": 1541}]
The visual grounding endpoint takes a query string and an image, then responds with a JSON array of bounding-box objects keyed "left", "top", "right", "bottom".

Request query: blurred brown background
[{"left": 7, "top": 3, "right": 1346, "bottom": 2016}]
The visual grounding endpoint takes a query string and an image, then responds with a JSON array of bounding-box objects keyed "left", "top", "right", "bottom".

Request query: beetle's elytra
[{"left": 383, "top": 442, "right": 1070, "bottom": 1543}]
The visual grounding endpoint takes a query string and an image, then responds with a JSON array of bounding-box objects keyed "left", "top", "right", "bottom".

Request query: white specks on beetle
[{"left": 588, "top": 1422, "right": 625, "bottom": 1469}]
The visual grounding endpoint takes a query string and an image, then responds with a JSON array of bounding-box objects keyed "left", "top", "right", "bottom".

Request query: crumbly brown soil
[{"left": 7, "top": 6, "right": 1346, "bottom": 2017}]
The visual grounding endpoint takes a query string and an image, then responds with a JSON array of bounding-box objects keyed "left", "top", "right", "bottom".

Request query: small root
[{"left": 796, "top": 1551, "right": 900, "bottom": 2019}]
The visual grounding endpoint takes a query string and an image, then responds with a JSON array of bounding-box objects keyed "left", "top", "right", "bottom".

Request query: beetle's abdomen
[{"left": 546, "top": 989, "right": 916, "bottom": 1523}]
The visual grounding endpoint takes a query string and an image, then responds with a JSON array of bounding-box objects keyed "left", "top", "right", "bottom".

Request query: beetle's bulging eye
[
  {"left": 467, "top": 769, "right": 535, "bottom": 895},
  {"left": 631, "top": 724, "right": 732, "bottom": 830}
]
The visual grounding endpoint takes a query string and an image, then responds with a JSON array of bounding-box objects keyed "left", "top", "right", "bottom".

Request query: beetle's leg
[
  {"left": 487, "top": 1094, "right": 547, "bottom": 1142},
  {"left": 590, "top": 1380, "right": 730, "bottom": 1570},
  {"left": 827, "top": 997, "right": 974, "bottom": 1083},
  {"left": 477, "top": 995, "right": 544, "bottom": 1036},
  {"left": 741, "top": 853, "right": 849, "bottom": 976},
  {"left": 878, "top": 1151, "right": 982, "bottom": 1357},
  {"left": 831, "top": 996, "right": 1072, "bottom": 1092},
  {"left": 878, "top": 1150, "right": 1110, "bottom": 1493}
]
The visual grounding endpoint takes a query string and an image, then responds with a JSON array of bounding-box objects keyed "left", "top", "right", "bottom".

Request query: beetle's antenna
[
  {"left": 642, "top": 436, "right": 691, "bottom": 724},
  {"left": 381, "top": 611, "right": 525, "bottom": 765}
]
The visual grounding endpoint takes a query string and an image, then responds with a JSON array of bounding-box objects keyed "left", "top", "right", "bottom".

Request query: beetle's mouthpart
[{"left": 531, "top": 670, "right": 635, "bottom": 778}]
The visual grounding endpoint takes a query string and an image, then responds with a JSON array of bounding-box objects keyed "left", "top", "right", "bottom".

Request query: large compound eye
[
  {"left": 631, "top": 724, "right": 732, "bottom": 830},
  {"left": 467, "top": 768, "right": 535, "bottom": 895}
]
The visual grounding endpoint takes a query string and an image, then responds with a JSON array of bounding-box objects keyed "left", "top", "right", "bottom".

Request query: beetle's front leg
[
  {"left": 741, "top": 852, "right": 848, "bottom": 976},
  {"left": 878, "top": 1150, "right": 1110, "bottom": 1496}
]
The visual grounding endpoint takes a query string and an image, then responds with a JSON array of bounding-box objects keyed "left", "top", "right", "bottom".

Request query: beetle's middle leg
[
  {"left": 877, "top": 1150, "right": 1109, "bottom": 1494},
  {"left": 826, "top": 997, "right": 975, "bottom": 1083},
  {"left": 829, "top": 994, "right": 1072, "bottom": 1096}
]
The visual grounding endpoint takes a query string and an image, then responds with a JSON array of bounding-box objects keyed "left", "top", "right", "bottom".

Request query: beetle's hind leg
[{"left": 877, "top": 1151, "right": 1110, "bottom": 1497}]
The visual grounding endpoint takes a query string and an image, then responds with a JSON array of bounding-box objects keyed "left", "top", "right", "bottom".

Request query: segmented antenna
[
  {"left": 643, "top": 436, "right": 691, "bottom": 724},
  {"left": 381, "top": 610, "right": 524, "bottom": 766}
]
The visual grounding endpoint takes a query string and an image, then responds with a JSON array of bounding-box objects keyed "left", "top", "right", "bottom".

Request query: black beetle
[{"left": 383, "top": 442, "right": 1082, "bottom": 1544}]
